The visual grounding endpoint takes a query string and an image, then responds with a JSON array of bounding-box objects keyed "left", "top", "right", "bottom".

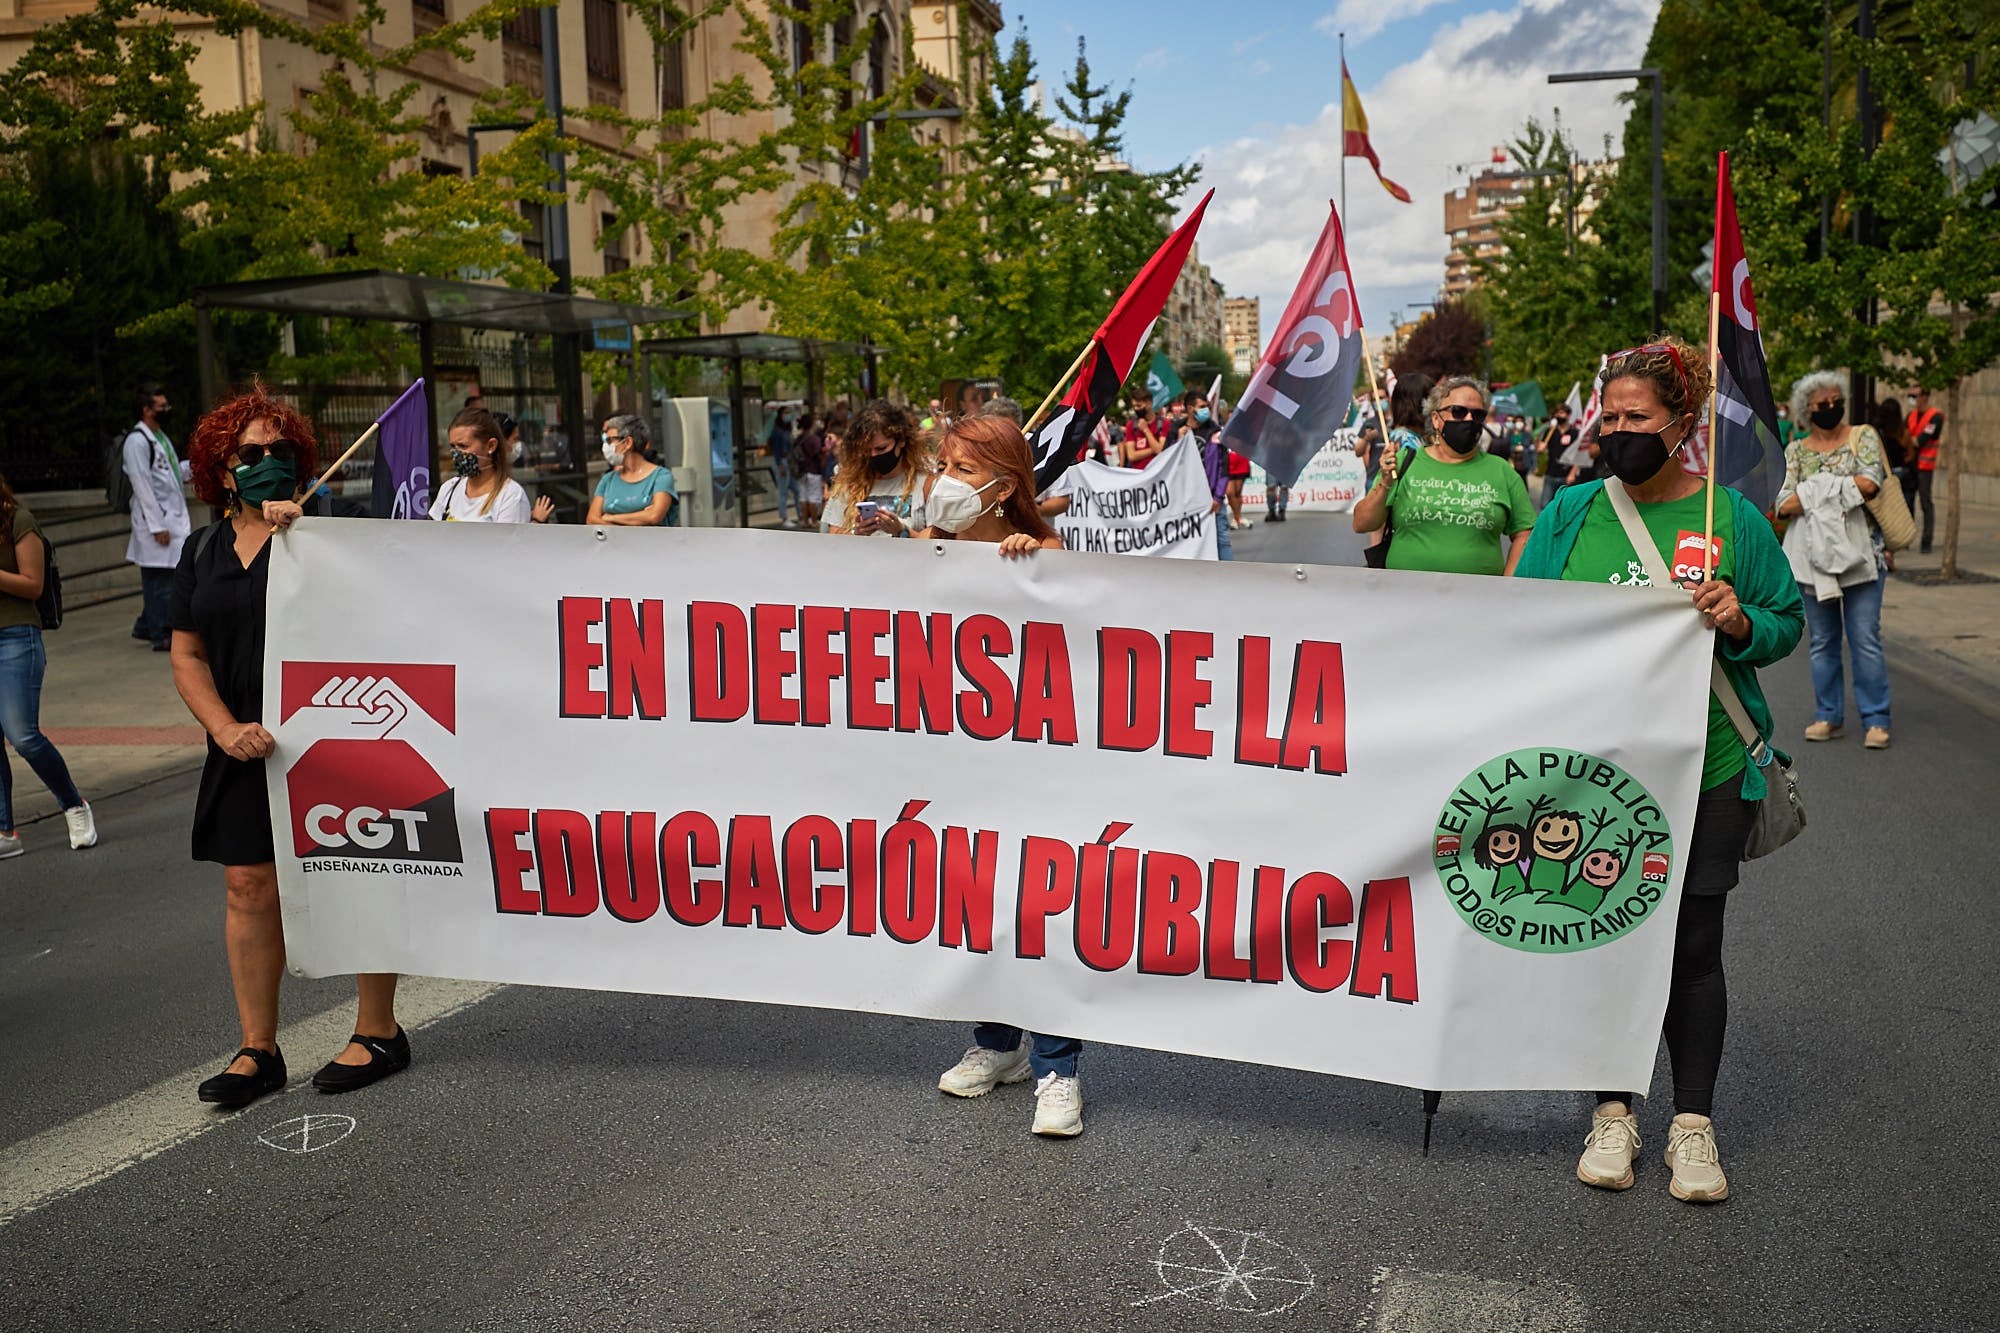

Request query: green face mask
[{"left": 233, "top": 457, "right": 298, "bottom": 506}]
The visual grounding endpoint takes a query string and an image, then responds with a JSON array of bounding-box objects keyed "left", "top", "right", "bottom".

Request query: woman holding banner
[
  {"left": 172, "top": 389, "right": 408, "bottom": 1110},
  {"left": 1515, "top": 337, "right": 1803, "bottom": 1204},
  {"left": 1352, "top": 377, "right": 1533, "bottom": 576},
  {"left": 921, "top": 415, "right": 1078, "bottom": 1134},
  {"left": 822, "top": 400, "right": 932, "bottom": 537}
]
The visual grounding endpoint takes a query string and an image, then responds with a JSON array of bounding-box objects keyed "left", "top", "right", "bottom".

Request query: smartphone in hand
[{"left": 854, "top": 499, "right": 880, "bottom": 529}]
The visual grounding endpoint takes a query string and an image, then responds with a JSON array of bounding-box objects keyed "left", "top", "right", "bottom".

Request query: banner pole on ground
[{"left": 1026, "top": 338, "right": 1100, "bottom": 434}]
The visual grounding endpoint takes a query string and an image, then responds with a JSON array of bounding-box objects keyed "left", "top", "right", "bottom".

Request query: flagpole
[
  {"left": 1360, "top": 335, "right": 1393, "bottom": 443},
  {"left": 1339, "top": 32, "right": 1348, "bottom": 222},
  {"left": 1026, "top": 337, "right": 1099, "bottom": 433},
  {"left": 1701, "top": 286, "right": 1722, "bottom": 581},
  {"left": 307, "top": 418, "right": 383, "bottom": 499}
]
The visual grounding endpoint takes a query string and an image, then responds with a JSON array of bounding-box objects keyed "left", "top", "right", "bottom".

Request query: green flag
[{"left": 1147, "top": 349, "right": 1184, "bottom": 409}]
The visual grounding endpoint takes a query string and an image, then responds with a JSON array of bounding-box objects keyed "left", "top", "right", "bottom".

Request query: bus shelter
[
  {"left": 637, "top": 332, "right": 886, "bottom": 527},
  {"left": 194, "top": 270, "right": 690, "bottom": 516}
]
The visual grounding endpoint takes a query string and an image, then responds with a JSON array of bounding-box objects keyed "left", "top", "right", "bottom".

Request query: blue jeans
[
  {"left": 770, "top": 457, "right": 799, "bottom": 524},
  {"left": 973, "top": 1024, "right": 1081, "bottom": 1079},
  {"left": 0, "top": 624, "right": 83, "bottom": 830},
  {"left": 1800, "top": 572, "right": 1891, "bottom": 730},
  {"left": 133, "top": 566, "right": 174, "bottom": 647},
  {"left": 1215, "top": 511, "right": 1233, "bottom": 561}
]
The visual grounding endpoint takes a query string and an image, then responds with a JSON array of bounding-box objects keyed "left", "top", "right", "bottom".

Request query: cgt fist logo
[
  {"left": 280, "top": 663, "right": 462, "bottom": 863},
  {"left": 1672, "top": 531, "right": 1725, "bottom": 584}
]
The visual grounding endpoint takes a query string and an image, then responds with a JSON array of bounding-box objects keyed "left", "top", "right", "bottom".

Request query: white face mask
[
  {"left": 928, "top": 474, "right": 1000, "bottom": 533},
  {"left": 602, "top": 438, "right": 621, "bottom": 465}
]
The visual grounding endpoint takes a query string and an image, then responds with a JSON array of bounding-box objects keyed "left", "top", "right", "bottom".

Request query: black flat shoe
[
  {"left": 312, "top": 1027, "right": 410, "bottom": 1094},
  {"left": 197, "top": 1045, "right": 286, "bottom": 1108}
]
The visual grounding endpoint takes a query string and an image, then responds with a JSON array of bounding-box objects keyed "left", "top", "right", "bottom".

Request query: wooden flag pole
[
  {"left": 1359, "top": 340, "right": 1394, "bottom": 445},
  {"left": 1701, "top": 288, "right": 1722, "bottom": 582},
  {"left": 306, "top": 418, "right": 383, "bottom": 499},
  {"left": 1025, "top": 337, "right": 1100, "bottom": 434}
]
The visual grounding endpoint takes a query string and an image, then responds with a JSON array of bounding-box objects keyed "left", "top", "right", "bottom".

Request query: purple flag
[{"left": 369, "top": 379, "right": 431, "bottom": 519}]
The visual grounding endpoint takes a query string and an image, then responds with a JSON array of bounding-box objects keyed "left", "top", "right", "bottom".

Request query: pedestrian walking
[
  {"left": 0, "top": 471, "right": 94, "bottom": 859},
  {"left": 1906, "top": 385, "right": 1942, "bottom": 553},
  {"left": 172, "top": 389, "right": 406, "bottom": 1109},
  {"left": 1515, "top": 335, "right": 1804, "bottom": 1204},
  {"left": 588, "top": 415, "right": 679, "bottom": 527},
  {"left": 1352, "top": 376, "right": 1534, "bottom": 575},
  {"left": 430, "top": 407, "right": 546, "bottom": 523},
  {"left": 122, "top": 383, "right": 190, "bottom": 652},
  {"left": 767, "top": 408, "right": 801, "bottom": 528},
  {"left": 794, "top": 413, "right": 828, "bottom": 528},
  {"left": 918, "top": 414, "right": 1078, "bottom": 1134},
  {"left": 1776, "top": 372, "right": 1892, "bottom": 749},
  {"left": 823, "top": 399, "right": 933, "bottom": 537}
]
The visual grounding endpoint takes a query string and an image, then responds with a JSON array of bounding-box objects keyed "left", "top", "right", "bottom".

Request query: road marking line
[{"left": 0, "top": 977, "right": 498, "bottom": 1226}]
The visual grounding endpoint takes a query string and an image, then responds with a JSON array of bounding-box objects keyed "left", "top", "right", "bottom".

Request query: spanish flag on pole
[{"left": 1342, "top": 62, "right": 1411, "bottom": 204}]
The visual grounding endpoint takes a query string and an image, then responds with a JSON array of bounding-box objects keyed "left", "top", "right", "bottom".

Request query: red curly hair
[{"left": 186, "top": 386, "right": 321, "bottom": 510}]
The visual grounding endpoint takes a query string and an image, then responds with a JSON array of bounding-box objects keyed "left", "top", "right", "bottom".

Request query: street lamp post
[{"left": 1548, "top": 68, "right": 1665, "bottom": 331}]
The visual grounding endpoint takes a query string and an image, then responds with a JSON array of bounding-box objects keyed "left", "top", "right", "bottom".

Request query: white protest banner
[
  {"left": 1047, "top": 434, "right": 1217, "bottom": 559},
  {"left": 1240, "top": 428, "right": 1367, "bottom": 513},
  {"left": 265, "top": 520, "right": 1711, "bottom": 1092}
]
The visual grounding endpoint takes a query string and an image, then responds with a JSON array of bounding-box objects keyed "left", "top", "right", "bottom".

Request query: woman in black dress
[{"left": 171, "top": 389, "right": 408, "bottom": 1108}]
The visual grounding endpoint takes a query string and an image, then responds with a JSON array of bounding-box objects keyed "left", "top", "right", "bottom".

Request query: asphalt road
[{"left": 3, "top": 513, "right": 1995, "bottom": 1331}]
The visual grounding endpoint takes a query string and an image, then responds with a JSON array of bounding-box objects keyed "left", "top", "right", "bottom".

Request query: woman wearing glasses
[
  {"left": 1515, "top": 337, "right": 1803, "bottom": 1204},
  {"left": 1351, "top": 376, "right": 1535, "bottom": 575},
  {"left": 172, "top": 389, "right": 407, "bottom": 1110}
]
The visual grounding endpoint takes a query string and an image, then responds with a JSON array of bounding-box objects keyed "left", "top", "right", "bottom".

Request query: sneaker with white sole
[
  {"left": 0, "top": 832, "right": 22, "bottom": 860},
  {"left": 1803, "top": 720, "right": 1843, "bottom": 742},
  {"left": 1031, "top": 1072, "right": 1082, "bottom": 1137},
  {"left": 1664, "top": 1114, "right": 1730, "bottom": 1202},
  {"left": 1577, "top": 1102, "right": 1641, "bottom": 1190},
  {"left": 937, "top": 1044, "right": 1031, "bottom": 1097},
  {"left": 64, "top": 803, "right": 98, "bottom": 850}
]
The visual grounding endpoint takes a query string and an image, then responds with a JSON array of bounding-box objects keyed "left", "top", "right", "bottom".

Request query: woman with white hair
[
  {"left": 1351, "top": 375, "right": 1535, "bottom": 575},
  {"left": 588, "top": 414, "right": 678, "bottom": 528},
  {"left": 1774, "top": 371, "right": 1891, "bottom": 748}
]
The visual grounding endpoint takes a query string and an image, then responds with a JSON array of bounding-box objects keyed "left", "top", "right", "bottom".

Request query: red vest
[{"left": 1908, "top": 407, "right": 1941, "bottom": 470}]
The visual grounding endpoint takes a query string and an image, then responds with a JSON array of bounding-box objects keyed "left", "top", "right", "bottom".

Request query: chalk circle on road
[
  {"left": 1133, "top": 1221, "right": 1315, "bottom": 1316},
  {"left": 256, "top": 1113, "right": 357, "bottom": 1155}
]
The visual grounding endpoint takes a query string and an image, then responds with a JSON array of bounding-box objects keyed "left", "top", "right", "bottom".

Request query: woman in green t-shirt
[
  {"left": 1351, "top": 376, "right": 1536, "bottom": 576},
  {"left": 1514, "top": 335, "right": 1804, "bottom": 1206}
]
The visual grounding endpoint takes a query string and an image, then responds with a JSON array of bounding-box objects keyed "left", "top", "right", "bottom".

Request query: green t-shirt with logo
[
  {"left": 1562, "top": 487, "right": 1744, "bottom": 789},
  {"left": 1385, "top": 448, "right": 1536, "bottom": 576}
]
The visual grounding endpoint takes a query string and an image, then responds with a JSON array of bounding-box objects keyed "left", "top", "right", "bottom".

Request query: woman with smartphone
[{"left": 822, "top": 400, "right": 933, "bottom": 537}]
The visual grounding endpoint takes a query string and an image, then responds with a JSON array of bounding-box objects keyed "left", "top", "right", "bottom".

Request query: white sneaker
[
  {"left": 1664, "top": 1114, "right": 1730, "bottom": 1203},
  {"left": 1577, "top": 1102, "right": 1641, "bottom": 1190},
  {"left": 937, "top": 1044, "right": 1031, "bottom": 1098},
  {"left": 65, "top": 803, "right": 98, "bottom": 850},
  {"left": 1031, "top": 1072, "right": 1083, "bottom": 1137},
  {"left": 0, "top": 832, "right": 22, "bottom": 860}
]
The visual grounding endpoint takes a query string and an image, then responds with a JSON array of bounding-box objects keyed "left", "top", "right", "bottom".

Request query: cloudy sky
[{"left": 998, "top": 0, "right": 1660, "bottom": 347}]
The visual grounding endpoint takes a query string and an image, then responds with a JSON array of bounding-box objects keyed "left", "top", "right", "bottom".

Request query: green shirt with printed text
[{"left": 1385, "top": 448, "right": 1536, "bottom": 576}]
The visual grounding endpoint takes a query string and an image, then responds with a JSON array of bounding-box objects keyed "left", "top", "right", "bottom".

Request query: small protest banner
[
  {"left": 1240, "top": 428, "right": 1367, "bottom": 513},
  {"left": 1047, "top": 435, "right": 1218, "bottom": 559}
]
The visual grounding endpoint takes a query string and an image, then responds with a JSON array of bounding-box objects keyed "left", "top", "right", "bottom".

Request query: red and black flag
[
  {"left": 1708, "top": 151, "right": 1785, "bottom": 512},
  {"left": 1029, "top": 189, "right": 1213, "bottom": 493}
]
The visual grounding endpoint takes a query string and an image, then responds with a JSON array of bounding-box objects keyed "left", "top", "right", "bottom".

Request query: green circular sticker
[{"left": 1433, "top": 747, "right": 1676, "bottom": 954}]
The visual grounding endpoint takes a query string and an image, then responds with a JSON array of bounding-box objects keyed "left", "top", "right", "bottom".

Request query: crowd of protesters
[{"left": 27, "top": 342, "right": 1955, "bottom": 1200}]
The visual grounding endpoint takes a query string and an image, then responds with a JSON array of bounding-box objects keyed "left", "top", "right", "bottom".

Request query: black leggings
[{"left": 1598, "top": 894, "right": 1728, "bottom": 1116}]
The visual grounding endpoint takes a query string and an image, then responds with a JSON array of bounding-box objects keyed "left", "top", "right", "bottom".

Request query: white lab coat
[{"left": 123, "top": 421, "right": 192, "bottom": 568}]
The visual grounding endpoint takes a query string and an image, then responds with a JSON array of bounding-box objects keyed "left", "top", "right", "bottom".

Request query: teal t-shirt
[
  {"left": 1561, "top": 488, "right": 1744, "bottom": 789},
  {"left": 594, "top": 463, "right": 679, "bottom": 525},
  {"left": 1385, "top": 448, "right": 1536, "bottom": 576}
]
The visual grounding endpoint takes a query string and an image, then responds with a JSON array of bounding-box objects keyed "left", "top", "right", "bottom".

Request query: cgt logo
[
  {"left": 280, "top": 663, "right": 462, "bottom": 863},
  {"left": 1641, "top": 852, "right": 1671, "bottom": 884},
  {"left": 1672, "top": 531, "right": 1725, "bottom": 584}
]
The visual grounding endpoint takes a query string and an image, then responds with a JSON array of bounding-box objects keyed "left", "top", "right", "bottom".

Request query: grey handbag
[{"left": 1603, "top": 479, "right": 1806, "bottom": 860}]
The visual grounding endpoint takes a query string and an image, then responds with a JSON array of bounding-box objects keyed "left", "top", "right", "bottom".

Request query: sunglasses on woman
[
  {"left": 1441, "top": 405, "right": 1488, "bottom": 424},
  {"left": 233, "top": 439, "right": 300, "bottom": 467}
]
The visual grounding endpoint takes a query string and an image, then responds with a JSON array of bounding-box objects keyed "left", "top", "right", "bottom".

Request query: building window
[
  {"left": 413, "top": 0, "right": 445, "bottom": 14},
  {"left": 422, "top": 158, "right": 461, "bottom": 178},
  {"left": 503, "top": 8, "right": 541, "bottom": 46},
  {"left": 659, "top": 31, "right": 686, "bottom": 112},
  {"left": 519, "top": 202, "right": 545, "bottom": 263},
  {"left": 585, "top": 0, "right": 622, "bottom": 85},
  {"left": 602, "top": 213, "right": 630, "bottom": 274}
]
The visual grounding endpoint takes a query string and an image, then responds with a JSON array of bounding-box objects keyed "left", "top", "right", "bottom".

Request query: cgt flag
[
  {"left": 369, "top": 378, "right": 432, "bottom": 519},
  {"left": 1708, "top": 152, "right": 1784, "bottom": 512},
  {"left": 1220, "top": 202, "right": 1367, "bottom": 489},
  {"left": 1029, "top": 190, "right": 1213, "bottom": 493}
]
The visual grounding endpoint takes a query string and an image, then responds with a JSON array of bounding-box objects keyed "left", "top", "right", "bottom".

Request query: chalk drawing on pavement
[
  {"left": 256, "top": 1114, "right": 356, "bottom": 1155},
  {"left": 1131, "top": 1221, "right": 1315, "bottom": 1316}
]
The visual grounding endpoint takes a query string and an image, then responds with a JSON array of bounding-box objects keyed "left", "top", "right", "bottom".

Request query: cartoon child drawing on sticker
[{"left": 1472, "top": 823, "right": 1532, "bottom": 904}]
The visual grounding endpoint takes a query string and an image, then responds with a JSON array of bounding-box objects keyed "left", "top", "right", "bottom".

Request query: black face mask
[
  {"left": 1598, "top": 426, "right": 1683, "bottom": 485},
  {"left": 1810, "top": 401, "right": 1845, "bottom": 430},
  {"left": 1440, "top": 420, "right": 1484, "bottom": 454},
  {"left": 868, "top": 451, "right": 899, "bottom": 476}
]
